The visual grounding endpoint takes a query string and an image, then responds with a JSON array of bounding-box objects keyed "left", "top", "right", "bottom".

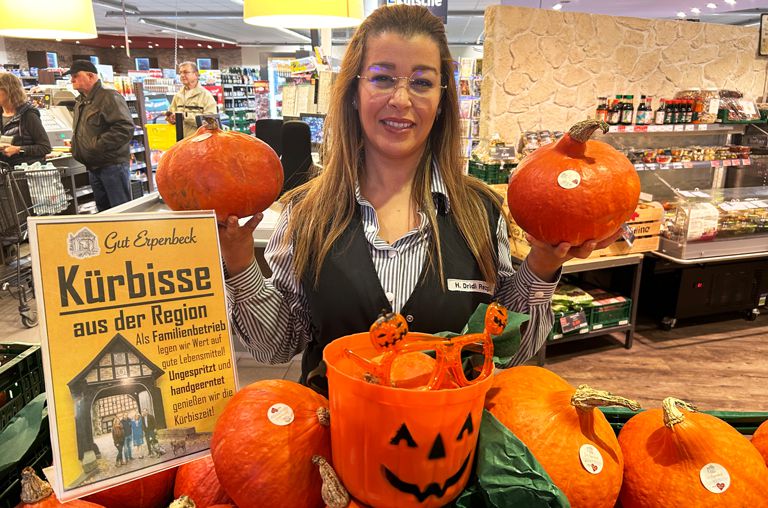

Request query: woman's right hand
[{"left": 218, "top": 214, "right": 264, "bottom": 276}]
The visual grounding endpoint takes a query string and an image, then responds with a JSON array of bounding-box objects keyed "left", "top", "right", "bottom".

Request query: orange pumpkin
[
  {"left": 15, "top": 468, "right": 104, "bottom": 508},
  {"left": 751, "top": 419, "right": 768, "bottom": 465},
  {"left": 507, "top": 119, "right": 640, "bottom": 245},
  {"left": 156, "top": 118, "right": 283, "bottom": 221},
  {"left": 84, "top": 467, "right": 177, "bottom": 508},
  {"left": 173, "top": 455, "right": 232, "bottom": 508},
  {"left": 210, "top": 380, "right": 331, "bottom": 508},
  {"left": 485, "top": 366, "right": 640, "bottom": 508},
  {"left": 619, "top": 398, "right": 768, "bottom": 507}
]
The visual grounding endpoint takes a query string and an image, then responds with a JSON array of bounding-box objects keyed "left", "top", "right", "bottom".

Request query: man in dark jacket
[
  {"left": 141, "top": 409, "right": 159, "bottom": 457},
  {"left": 67, "top": 60, "right": 135, "bottom": 211}
]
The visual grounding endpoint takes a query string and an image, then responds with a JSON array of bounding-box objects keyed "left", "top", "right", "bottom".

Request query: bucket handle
[{"left": 306, "top": 360, "right": 329, "bottom": 398}]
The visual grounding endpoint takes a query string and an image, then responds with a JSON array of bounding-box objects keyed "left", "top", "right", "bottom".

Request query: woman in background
[{"left": 0, "top": 73, "right": 51, "bottom": 167}]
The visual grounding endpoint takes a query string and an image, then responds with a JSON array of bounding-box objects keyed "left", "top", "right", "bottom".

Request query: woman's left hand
[
  {"left": 2, "top": 145, "right": 21, "bottom": 156},
  {"left": 524, "top": 229, "right": 623, "bottom": 282}
]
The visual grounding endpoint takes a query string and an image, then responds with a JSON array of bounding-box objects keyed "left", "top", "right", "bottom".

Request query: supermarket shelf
[
  {"left": 633, "top": 158, "right": 750, "bottom": 171},
  {"left": 75, "top": 186, "right": 93, "bottom": 198},
  {"left": 605, "top": 123, "right": 739, "bottom": 134},
  {"left": 225, "top": 95, "right": 248, "bottom": 100},
  {"left": 223, "top": 84, "right": 250, "bottom": 88},
  {"left": 226, "top": 107, "right": 251, "bottom": 112},
  {"left": 131, "top": 162, "right": 147, "bottom": 171},
  {"left": 131, "top": 113, "right": 139, "bottom": 119},
  {"left": 130, "top": 146, "right": 145, "bottom": 154},
  {"left": 133, "top": 128, "right": 144, "bottom": 136},
  {"left": 549, "top": 324, "right": 632, "bottom": 345}
]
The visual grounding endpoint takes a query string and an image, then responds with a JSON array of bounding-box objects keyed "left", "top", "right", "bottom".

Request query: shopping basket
[{"left": 0, "top": 162, "right": 70, "bottom": 328}]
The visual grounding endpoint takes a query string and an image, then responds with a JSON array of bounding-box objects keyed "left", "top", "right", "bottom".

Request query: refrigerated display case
[{"left": 267, "top": 58, "right": 292, "bottom": 118}]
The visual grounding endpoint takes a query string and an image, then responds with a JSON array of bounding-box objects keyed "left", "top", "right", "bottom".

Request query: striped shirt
[{"left": 226, "top": 168, "right": 559, "bottom": 368}]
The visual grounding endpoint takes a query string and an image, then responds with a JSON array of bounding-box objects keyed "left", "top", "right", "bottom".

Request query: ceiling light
[
  {"left": 179, "top": 45, "right": 183, "bottom": 48},
  {"left": 724, "top": 0, "right": 736, "bottom": 4},
  {"left": 0, "top": 0, "right": 97, "bottom": 39},
  {"left": 207, "top": 44, "right": 212, "bottom": 48},
  {"left": 230, "top": 0, "right": 243, "bottom": 4},
  {"left": 55, "top": 38, "right": 62, "bottom": 41},
  {"left": 706, "top": 2, "right": 717, "bottom": 7},
  {"left": 75, "top": 40, "right": 81, "bottom": 44},
  {"left": 110, "top": 44, "right": 115, "bottom": 48},
  {"left": 691, "top": 7, "right": 701, "bottom": 14},
  {"left": 552, "top": 3, "right": 563, "bottom": 10},
  {"left": 139, "top": 18, "right": 237, "bottom": 44},
  {"left": 139, "top": 18, "right": 146, "bottom": 23},
  {"left": 120, "top": 44, "right": 124, "bottom": 48},
  {"left": 244, "top": 0, "right": 363, "bottom": 29},
  {"left": 197, "top": 43, "right": 202, "bottom": 47},
  {"left": 677, "top": 11, "right": 686, "bottom": 17}
]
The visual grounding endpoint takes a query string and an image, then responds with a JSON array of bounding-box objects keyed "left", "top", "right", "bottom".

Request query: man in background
[
  {"left": 67, "top": 60, "right": 134, "bottom": 211},
  {"left": 166, "top": 61, "right": 217, "bottom": 138}
]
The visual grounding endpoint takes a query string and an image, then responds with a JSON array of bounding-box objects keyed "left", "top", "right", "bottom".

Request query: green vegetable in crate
[
  {"left": 618, "top": 398, "right": 768, "bottom": 507},
  {"left": 485, "top": 366, "right": 640, "bottom": 508},
  {"left": 507, "top": 119, "right": 640, "bottom": 246}
]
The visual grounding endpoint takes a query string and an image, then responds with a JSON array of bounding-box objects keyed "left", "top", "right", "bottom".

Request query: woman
[
  {"left": 219, "top": 5, "right": 615, "bottom": 392},
  {"left": 112, "top": 415, "right": 125, "bottom": 467},
  {"left": 131, "top": 412, "right": 145, "bottom": 459},
  {"left": 0, "top": 73, "right": 51, "bottom": 167}
]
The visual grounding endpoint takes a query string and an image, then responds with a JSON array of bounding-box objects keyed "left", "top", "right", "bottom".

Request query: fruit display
[
  {"left": 507, "top": 119, "right": 641, "bottom": 246},
  {"left": 83, "top": 467, "right": 177, "bottom": 508},
  {"left": 619, "top": 398, "right": 768, "bottom": 507},
  {"left": 155, "top": 117, "right": 284, "bottom": 221},
  {"left": 485, "top": 366, "right": 640, "bottom": 508},
  {"left": 209, "top": 379, "right": 331, "bottom": 508}
]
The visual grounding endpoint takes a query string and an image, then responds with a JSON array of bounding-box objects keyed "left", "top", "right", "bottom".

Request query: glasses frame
[{"left": 356, "top": 70, "right": 448, "bottom": 98}]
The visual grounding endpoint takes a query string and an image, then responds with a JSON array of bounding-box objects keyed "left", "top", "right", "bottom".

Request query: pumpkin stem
[
  {"left": 571, "top": 384, "right": 641, "bottom": 411},
  {"left": 567, "top": 119, "right": 609, "bottom": 144},
  {"left": 312, "top": 455, "right": 350, "bottom": 508},
  {"left": 19, "top": 467, "right": 54, "bottom": 504},
  {"left": 662, "top": 397, "right": 698, "bottom": 428},
  {"left": 168, "top": 495, "right": 197, "bottom": 508},
  {"left": 317, "top": 406, "right": 330, "bottom": 427}
]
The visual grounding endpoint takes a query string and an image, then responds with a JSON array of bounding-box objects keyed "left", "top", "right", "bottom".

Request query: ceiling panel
[{"left": 90, "top": 0, "right": 764, "bottom": 47}]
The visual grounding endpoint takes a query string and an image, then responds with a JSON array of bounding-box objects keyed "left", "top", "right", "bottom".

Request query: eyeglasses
[
  {"left": 356, "top": 66, "right": 447, "bottom": 98},
  {"left": 344, "top": 302, "right": 507, "bottom": 390}
]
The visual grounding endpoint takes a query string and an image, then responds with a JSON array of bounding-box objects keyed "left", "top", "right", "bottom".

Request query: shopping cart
[{"left": 0, "top": 162, "right": 70, "bottom": 328}]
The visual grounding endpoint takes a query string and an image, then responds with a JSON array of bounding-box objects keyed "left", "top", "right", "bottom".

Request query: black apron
[{"left": 301, "top": 193, "right": 499, "bottom": 395}]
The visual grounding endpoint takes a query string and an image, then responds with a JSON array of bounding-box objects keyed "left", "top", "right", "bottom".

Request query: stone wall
[
  {"left": 2, "top": 38, "right": 242, "bottom": 74},
  {"left": 482, "top": 6, "right": 768, "bottom": 143}
]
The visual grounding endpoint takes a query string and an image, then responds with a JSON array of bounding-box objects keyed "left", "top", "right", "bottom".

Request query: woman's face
[
  {"left": 356, "top": 32, "right": 443, "bottom": 164},
  {"left": 0, "top": 89, "right": 8, "bottom": 107}
]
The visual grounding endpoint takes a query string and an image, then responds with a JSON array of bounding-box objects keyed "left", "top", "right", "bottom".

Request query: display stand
[
  {"left": 512, "top": 253, "right": 644, "bottom": 365},
  {"left": 123, "top": 82, "right": 156, "bottom": 194}
]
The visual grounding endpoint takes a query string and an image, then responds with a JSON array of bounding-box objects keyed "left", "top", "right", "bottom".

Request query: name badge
[{"left": 447, "top": 278, "right": 494, "bottom": 295}]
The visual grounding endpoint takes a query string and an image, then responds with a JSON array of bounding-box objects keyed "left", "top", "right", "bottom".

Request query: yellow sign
[
  {"left": 28, "top": 211, "right": 237, "bottom": 501},
  {"left": 146, "top": 123, "right": 178, "bottom": 151}
]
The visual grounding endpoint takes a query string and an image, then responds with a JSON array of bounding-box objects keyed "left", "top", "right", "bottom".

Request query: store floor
[{"left": 2, "top": 295, "right": 766, "bottom": 412}]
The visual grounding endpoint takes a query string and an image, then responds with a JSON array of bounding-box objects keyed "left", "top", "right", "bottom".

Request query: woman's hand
[
  {"left": 524, "top": 229, "right": 623, "bottom": 282},
  {"left": 218, "top": 214, "right": 263, "bottom": 276},
  {"left": 3, "top": 145, "right": 21, "bottom": 156}
]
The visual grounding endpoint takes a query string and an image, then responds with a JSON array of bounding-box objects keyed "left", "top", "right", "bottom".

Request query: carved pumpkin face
[
  {"left": 484, "top": 302, "right": 508, "bottom": 336},
  {"left": 382, "top": 413, "right": 476, "bottom": 503},
  {"left": 369, "top": 311, "right": 409, "bottom": 353}
]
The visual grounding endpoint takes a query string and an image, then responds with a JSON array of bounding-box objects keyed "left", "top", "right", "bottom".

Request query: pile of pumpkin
[{"left": 17, "top": 369, "right": 768, "bottom": 508}]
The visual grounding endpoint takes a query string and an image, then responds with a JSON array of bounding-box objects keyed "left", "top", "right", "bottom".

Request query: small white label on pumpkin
[
  {"left": 579, "top": 444, "right": 603, "bottom": 475},
  {"left": 267, "top": 403, "right": 295, "bottom": 426},
  {"left": 557, "top": 170, "right": 581, "bottom": 190},
  {"left": 191, "top": 132, "right": 212, "bottom": 143},
  {"left": 700, "top": 463, "right": 730, "bottom": 494}
]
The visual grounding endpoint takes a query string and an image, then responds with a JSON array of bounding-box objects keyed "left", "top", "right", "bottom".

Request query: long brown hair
[
  {"left": 283, "top": 4, "right": 502, "bottom": 288},
  {"left": 0, "top": 73, "right": 27, "bottom": 110}
]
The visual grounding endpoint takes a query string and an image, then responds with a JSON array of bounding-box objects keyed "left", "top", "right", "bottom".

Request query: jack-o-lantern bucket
[{"left": 324, "top": 332, "right": 493, "bottom": 508}]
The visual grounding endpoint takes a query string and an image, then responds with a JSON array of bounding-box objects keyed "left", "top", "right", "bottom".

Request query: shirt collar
[{"left": 354, "top": 160, "right": 451, "bottom": 213}]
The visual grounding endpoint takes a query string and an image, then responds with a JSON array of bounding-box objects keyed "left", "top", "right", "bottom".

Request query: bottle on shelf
[
  {"left": 664, "top": 100, "right": 675, "bottom": 124},
  {"left": 621, "top": 94, "right": 635, "bottom": 125},
  {"left": 655, "top": 99, "right": 666, "bottom": 125},
  {"left": 635, "top": 95, "right": 650, "bottom": 125},
  {"left": 684, "top": 100, "right": 694, "bottom": 124},
  {"left": 595, "top": 97, "right": 608, "bottom": 122},
  {"left": 607, "top": 97, "right": 621, "bottom": 125}
]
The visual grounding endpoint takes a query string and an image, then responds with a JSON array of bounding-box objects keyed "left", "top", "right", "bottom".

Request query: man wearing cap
[{"left": 67, "top": 60, "right": 135, "bottom": 211}]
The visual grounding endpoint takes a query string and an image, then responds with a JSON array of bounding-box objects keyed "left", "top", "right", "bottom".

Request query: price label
[
  {"left": 489, "top": 145, "right": 516, "bottom": 160},
  {"left": 711, "top": 160, "right": 722, "bottom": 168},
  {"left": 672, "top": 162, "right": 683, "bottom": 169},
  {"left": 661, "top": 125, "right": 674, "bottom": 132},
  {"left": 634, "top": 164, "right": 646, "bottom": 171},
  {"left": 634, "top": 125, "right": 648, "bottom": 132},
  {"left": 617, "top": 125, "right": 627, "bottom": 132},
  {"left": 742, "top": 158, "right": 751, "bottom": 166},
  {"left": 646, "top": 163, "right": 659, "bottom": 171},
  {"left": 673, "top": 125, "right": 685, "bottom": 132},
  {"left": 659, "top": 164, "right": 671, "bottom": 170},
  {"left": 559, "top": 311, "right": 588, "bottom": 334},
  {"left": 683, "top": 162, "right": 694, "bottom": 169},
  {"left": 685, "top": 124, "right": 695, "bottom": 131}
]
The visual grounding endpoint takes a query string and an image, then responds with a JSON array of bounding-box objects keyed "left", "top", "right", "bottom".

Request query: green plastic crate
[
  {"left": 549, "top": 310, "right": 590, "bottom": 341},
  {"left": 588, "top": 296, "right": 632, "bottom": 331},
  {"left": 600, "top": 407, "right": 768, "bottom": 436}
]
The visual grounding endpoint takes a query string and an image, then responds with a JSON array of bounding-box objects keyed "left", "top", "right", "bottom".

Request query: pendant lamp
[
  {"left": 243, "top": 0, "right": 364, "bottom": 29},
  {"left": 0, "top": 0, "right": 97, "bottom": 40}
]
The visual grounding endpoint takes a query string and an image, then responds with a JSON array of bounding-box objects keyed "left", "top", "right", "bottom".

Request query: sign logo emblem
[{"left": 67, "top": 227, "right": 100, "bottom": 259}]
